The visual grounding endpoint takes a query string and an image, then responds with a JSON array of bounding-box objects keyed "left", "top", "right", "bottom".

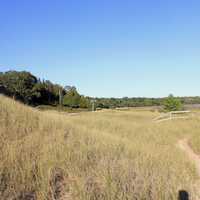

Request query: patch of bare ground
[
  {"left": 178, "top": 139, "right": 200, "bottom": 199},
  {"left": 178, "top": 139, "right": 200, "bottom": 177}
]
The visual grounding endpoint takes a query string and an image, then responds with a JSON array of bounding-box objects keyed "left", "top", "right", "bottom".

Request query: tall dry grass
[{"left": 0, "top": 95, "right": 200, "bottom": 199}]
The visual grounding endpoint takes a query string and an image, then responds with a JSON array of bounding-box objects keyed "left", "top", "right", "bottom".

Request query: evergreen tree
[{"left": 164, "top": 94, "right": 183, "bottom": 111}]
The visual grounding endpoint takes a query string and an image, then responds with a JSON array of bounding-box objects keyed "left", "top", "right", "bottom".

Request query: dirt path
[
  {"left": 178, "top": 139, "right": 200, "bottom": 177},
  {"left": 177, "top": 139, "right": 200, "bottom": 199}
]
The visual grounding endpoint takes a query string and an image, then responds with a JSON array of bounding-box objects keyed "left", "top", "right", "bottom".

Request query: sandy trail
[
  {"left": 177, "top": 139, "right": 200, "bottom": 199},
  {"left": 178, "top": 139, "right": 200, "bottom": 177}
]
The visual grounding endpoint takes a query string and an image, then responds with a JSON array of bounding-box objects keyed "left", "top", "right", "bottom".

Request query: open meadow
[{"left": 1, "top": 95, "right": 200, "bottom": 199}]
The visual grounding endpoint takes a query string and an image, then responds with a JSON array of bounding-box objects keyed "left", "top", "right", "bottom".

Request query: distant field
[{"left": 1, "top": 95, "right": 200, "bottom": 199}]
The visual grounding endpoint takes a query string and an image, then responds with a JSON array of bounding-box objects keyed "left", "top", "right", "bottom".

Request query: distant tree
[
  {"left": 164, "top": 94, "right": 183, "bottom": 111},
  {"left": 63, "top": 87, "right": 81, "bottom": 108},
  {"left": 31, "top": 80, "right": 65, "bottom": 105},
  {"left": 0, "top": 71, "right": 38, "bottom": 104},
  {"left": 64, "top": 86, "right": 77, "bottom": 94},
  {"left": 79, "top": 96, "right": 90, "bottom": 108},
  {"left": 31, "top": 82, "right": 51, "bottom": 105}
]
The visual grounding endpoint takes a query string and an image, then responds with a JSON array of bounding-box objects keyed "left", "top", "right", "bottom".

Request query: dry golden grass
[{"left": 0, "top": 95, "right": 200, "bottom": 199}]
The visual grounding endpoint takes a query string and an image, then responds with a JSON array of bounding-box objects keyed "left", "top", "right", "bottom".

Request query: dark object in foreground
[{"left": 178, "top": 190, "right": 189, "bottom": 200}]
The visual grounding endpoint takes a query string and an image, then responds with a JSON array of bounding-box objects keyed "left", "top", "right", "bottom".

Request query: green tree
[
  {"left": 79, "top": 96, "right": 89, "bottom": 108},
  {"left": 0, "top": 71, "right": 38, "bottom": 103},
  {"left": 164, "top": 94, "right": 183, "bottom": 111},
  {"left": 63, "top": 87, "right": 81, "bottom": 108}
]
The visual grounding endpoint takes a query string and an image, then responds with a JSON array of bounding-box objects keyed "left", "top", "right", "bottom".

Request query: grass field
[{"left": 1, "top": 95, "right": 200, "bottom": 199}]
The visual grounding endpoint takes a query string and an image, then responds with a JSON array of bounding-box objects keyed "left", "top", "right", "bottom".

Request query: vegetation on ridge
[{"left": 0, "top": 70, "right": 90, "bottom": 108}]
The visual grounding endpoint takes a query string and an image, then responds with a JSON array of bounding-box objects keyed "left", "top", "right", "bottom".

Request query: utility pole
[
  {"left": 59, "top": 88, "right": 63, "bottom": 107},
  {"left": 91, "top": 99, "right": 96, "bottom": 111}
]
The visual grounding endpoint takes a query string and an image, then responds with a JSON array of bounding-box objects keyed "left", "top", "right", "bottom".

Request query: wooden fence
[{"left": 154, "top": 111, "right": 192, "bottom": 123}]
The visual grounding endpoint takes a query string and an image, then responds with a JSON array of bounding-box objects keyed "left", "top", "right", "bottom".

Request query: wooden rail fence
[{"left": 154, "top": 111, "right": 192, "bottom": 123}]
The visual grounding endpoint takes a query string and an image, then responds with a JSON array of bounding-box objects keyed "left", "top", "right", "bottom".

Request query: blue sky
[{"left": 0, "top": 0, "right": 200, "bottom": 97}]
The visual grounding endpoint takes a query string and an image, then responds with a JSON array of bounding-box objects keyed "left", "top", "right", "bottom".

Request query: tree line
[
  {"left": 93, "top": 97, "right": 163, "bottom": 109},
  {"left": 0, "top": 71, "right": 90, "bottom": 108},
  {"left": 1, "top": 70, "right": 200, "bottom": 111},
  {"left": 93, "top": 95, "right": 200, "bottom": 110}
]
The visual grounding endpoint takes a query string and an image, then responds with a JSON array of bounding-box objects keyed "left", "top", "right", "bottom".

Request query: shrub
[{"left": 164, "top": 94, "right": 183, "bottom": 111}]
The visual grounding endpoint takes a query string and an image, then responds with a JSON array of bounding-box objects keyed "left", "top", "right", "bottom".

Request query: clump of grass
[{"left": 0, "top": 95, "right": 200, "bottom": 199}]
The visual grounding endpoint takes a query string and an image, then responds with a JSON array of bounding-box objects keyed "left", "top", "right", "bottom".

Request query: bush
[{"left": 164, "top": 94, "right": 183, "bottom": 112}]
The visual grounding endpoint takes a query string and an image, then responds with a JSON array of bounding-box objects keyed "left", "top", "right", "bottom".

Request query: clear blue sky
[{"left": 0, "top": 0, "right": 200, "bottom": 97}]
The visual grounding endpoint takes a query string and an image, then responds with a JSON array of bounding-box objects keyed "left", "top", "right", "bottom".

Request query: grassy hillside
[{"left": 0, "top": 95, "right": 200, "bottom": 199}]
